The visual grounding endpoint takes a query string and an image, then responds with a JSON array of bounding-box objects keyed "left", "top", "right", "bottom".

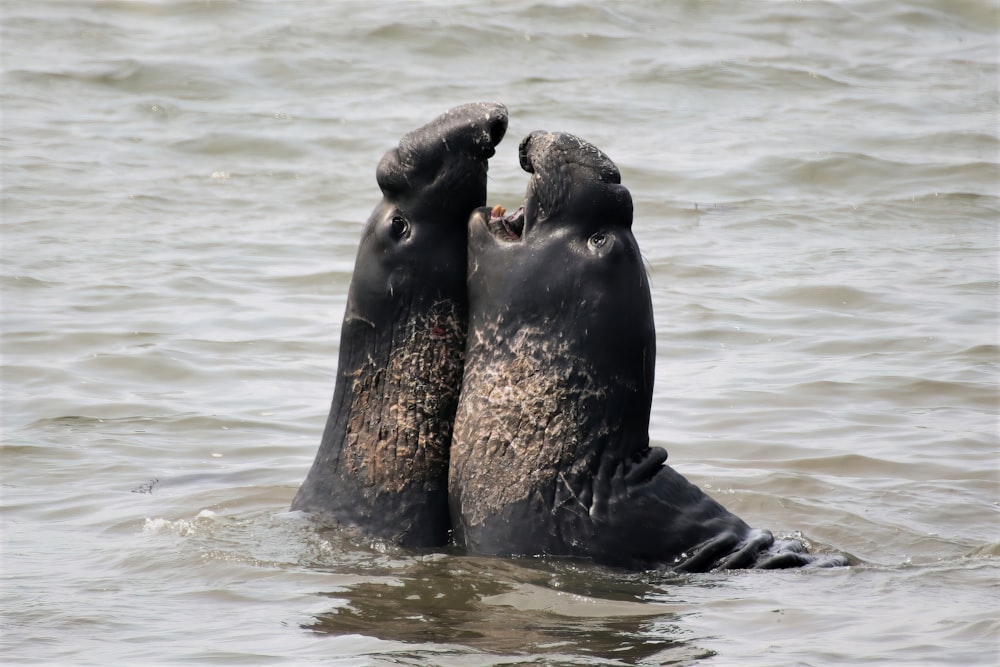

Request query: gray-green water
[{"left": 3, "top": 1, "right": 997, "bottom": 664}]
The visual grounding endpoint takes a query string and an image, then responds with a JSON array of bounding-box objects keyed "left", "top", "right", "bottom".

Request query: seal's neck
[
  {"left": 450, "top": 327, "right": 650, "bottom": 527},
  {"left": 323, "top": 299, "right": 467, "bottom": 491},
  {"left": 290, "top": 279, "right": 467, "bottom": 546}
]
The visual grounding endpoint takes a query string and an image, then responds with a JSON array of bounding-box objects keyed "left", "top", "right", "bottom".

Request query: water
[{"left": 2, "top": 0, "right": 997, "bottom": 664}]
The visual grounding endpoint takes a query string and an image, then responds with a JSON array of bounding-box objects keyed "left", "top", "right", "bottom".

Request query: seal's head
[
  {"left": 350, "top": 102, "right": 509, "bottom": 321},
  {"left": 467, "top": 130, "right": 654, "bottom": 425}
]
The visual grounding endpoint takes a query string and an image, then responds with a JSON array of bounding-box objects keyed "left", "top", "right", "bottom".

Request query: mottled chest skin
[
  {"left": 291, "top": 103, "right": 507, "bottom": 548},
  {"left": 451, "top": 329, "right": 602, "bottom": 527},
  {"left": 342, "top": 302, "right": 465, "bottom": 494},
  {"left": 449, "top": 131, "right": 849, "bottom": 570}
]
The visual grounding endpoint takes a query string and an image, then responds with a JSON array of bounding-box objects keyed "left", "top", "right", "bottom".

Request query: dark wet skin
[
  {"left": 449, "top": 130, "right": 849, "bottom": 571},
  {"left": 291, "top": 103, "right": 508, "bottom": 548}
]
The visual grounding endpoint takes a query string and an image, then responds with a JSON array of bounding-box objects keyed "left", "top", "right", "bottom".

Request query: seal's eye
[
  {"left": 390, "top": 215, "right": 410, "bottom": 239},
  {"left": 588, "top": 232, "right": 608, "bottom": 249}
]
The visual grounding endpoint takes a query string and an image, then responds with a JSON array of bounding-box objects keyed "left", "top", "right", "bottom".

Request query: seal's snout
[
  {"left": 486, "top": 106, "right": 508, "bottom": 150},
  {"left": 377, "top": 102, "right": 507, "bottom": 198},
  {"left": 518, "top": 130, "right": 621, "bottom": 184},
  {"left": 463, "top": 102, "right": 508, "bottom": 159},
  {"left": 432, "top": 101, "right": 508, "bottom": 159},
  {"left": 518, "top": 132, "right": 535, "bottom": 173}
]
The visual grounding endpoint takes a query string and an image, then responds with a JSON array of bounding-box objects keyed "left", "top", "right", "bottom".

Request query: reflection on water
[{"left": 305, "top": 553, "right": 709, "bottom": 665}]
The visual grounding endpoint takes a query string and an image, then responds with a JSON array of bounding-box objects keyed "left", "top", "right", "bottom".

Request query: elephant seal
[
  {"left": 448, "top": 131, "right": 847, "bottom": 570},
  {"left": 292, "top": 103, "right": 508, "bottom": 548}
]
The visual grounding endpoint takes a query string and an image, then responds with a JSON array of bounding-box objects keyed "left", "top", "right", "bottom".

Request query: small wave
[
  {"left": 142, "top": 509, "right": 217, "bottom": 537},
  {"left": 745, "top": 153, "right": 999, "bottom": 200},
  {"left": 169, "top": 133, "right": 308, "bottom": 160},
  {"left": 762, "top": 284, "right": 884, "bottom": 311}
]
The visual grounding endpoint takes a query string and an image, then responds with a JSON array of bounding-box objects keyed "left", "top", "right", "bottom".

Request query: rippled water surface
[{"left": 3, "top": 1, "right": 998, "bottom": 665}]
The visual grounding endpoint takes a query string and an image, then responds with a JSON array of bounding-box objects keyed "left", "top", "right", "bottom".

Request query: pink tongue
[{"left": 501, "top": 217, "right": 520, "bottom": 239}]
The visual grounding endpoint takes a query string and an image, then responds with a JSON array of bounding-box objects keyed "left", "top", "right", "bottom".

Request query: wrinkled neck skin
[
  {"left": 449, "top": 316, "right": 654, "bottom": 557},
  {"left": 332, "top": 283, "right": 466, "bottom": 527},
  {"left": 334, "top": 235, "right": 467, "bottom": 492}
]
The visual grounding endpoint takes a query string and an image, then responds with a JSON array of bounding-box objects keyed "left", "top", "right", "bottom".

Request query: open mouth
[{"left": 485, "top": 203, "right": 525, "bottom": 241}]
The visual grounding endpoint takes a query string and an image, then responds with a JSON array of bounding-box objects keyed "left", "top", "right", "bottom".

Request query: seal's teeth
[{"left": 491, "top": 204, "right": 506, "bottom": 219}]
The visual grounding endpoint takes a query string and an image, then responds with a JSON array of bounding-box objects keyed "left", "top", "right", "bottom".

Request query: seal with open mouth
[
  {"left": 448, "top": 130, "right": 848, "bottom": 570},
  {"left": 291, "top": 103, "right": 508, "bottom": 548}
]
